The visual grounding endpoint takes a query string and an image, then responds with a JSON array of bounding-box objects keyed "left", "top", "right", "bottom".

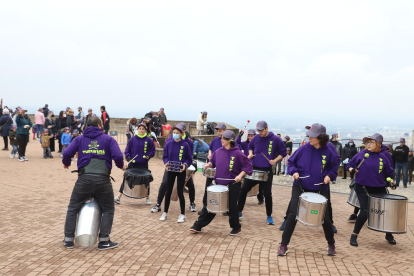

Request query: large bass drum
[
  {"left": 122, "top": 168, "right": 153, "bottom": 199},
  {"left": 347, "top": 187, "right": 360, "bottom": 208},
  {"left": 296, "top": 192, "right": 327, "bottom": 227},
  {"left": 367, "top": 194, "right": 408, "bottom": 234},
  {"left": 75, "top": 198, "right": 102, "bottom": 247}
]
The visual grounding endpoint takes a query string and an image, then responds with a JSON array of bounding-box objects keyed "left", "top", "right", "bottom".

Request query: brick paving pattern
[{"left": 1, "top": 142, "right": 414, "bottom": 276}]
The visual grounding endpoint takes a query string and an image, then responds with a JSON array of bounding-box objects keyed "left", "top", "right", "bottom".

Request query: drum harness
[{"left": 72, "top": 158, "right": 116, "bottom": 182}]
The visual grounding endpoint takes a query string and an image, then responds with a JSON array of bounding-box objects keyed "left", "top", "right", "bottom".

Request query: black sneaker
[
  {"left": 230, "top": 228, "right": 241, "bottom": 236},
  {"left": 189, "top": 224, "right": 201, "bottom": 233},
  {"left": 332, "top": 224, "right": 337, "bottom": 234},
  {"left": 279, "top": 219, "right": 286, "bottom": 231},
  {"left": 258, "top": 201, "right": 264, "bottom": 205},
  {"left": 348, "top": 214, "right": 357, "bottom": 223},
  {"left": 98, "top": 240, "right": 119, "bottom": 250},
  {"left": 386, "top": 233, "right": 396, "bottom": 245},
  {"left": 62, "top": 240, "right": 74, "bottom": 249},
  {"left": 222, "top": 211, "right": 229, "bottom": 216}
]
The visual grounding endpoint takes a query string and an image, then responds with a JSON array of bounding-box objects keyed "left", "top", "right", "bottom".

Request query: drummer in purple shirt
[
  {"left": 278, "top": 123, "right": 337, "bottom": 256},
  {"left": 238, "top": 121, "right": 287, "bottom": 225},
  {"left": 347, "top": 133, "right": 396, "bottom": 247},
  {"left": 190, "top": 130, "right": 253, "bottom": 235},
  {"left": 114, "top": 123, "right": 155, "bottom": 205}
]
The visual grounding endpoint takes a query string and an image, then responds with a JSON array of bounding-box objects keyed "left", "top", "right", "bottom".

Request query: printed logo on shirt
[
  {"left": 310, "top": 210, "right": 318, "bottom": 215},
  {"left": 144, "top": 141, "right": 148, "bottom": 155},
  {"left": 379, "top": 158, "right": 383, "bottom": 173},
  {"left": 321, "top": 155, "right": 326, "bottom": 173},
  {"left": 229, "top": 156, "right": 235, "bottom": 171},
  {"left": 267, "top": 141, "right": 273, "bottom": 156},
  {"left": 82, "top": 140, "right": 105, "bottom": 155},
  {"left": 179, "top": 146, "right": 184, "bottom": 161}
]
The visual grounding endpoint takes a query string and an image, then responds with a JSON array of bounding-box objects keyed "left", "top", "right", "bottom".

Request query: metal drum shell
[
  {"left": 347, "top": 188, "right": 360, "bottom": 208},
  {"left": 296, "top": 192, "right": 327, "bottom": 227},
  {"left": 203, "top": 168, "right": 216, "bottom": 179},
  {"left": 75, "top": 198, "right": 102, "bottom": 247},
  {"left": 367, "top": 194, "right": 408, "bottom": 234},
  {"left": 244, "top": 170, "right": 268, "bottom": 182},
  {"left": 247, "top": 183, "right": 259, "bottom": 197},
  {"left": 206, "top": 185, "right": 229, "bottom": 213},
  {"left": 123, "top": 183, "right": 148, "bottom": 199}
]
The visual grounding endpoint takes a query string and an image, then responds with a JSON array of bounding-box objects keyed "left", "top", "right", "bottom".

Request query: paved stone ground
[{"left": 1, "top": 141, "right": 414, "bottom": 276}]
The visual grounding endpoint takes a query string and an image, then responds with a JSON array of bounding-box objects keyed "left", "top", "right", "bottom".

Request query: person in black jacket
[
  {"left": 100, "top": 106, "right": 110, "bottom": 134},
  {"left": 329, "top": 134, "right": 343, "bottom": 183},
  {"left": 342, "top": 139, "right": 358, "bottom": 180},
  {"left": 408, "top": 149, "right": 414, "bottom": 185},
  {"left": 284, "top": 136, "right": 293, "bottom": 152},
  {"left": 392, "top": 138, "right": 409, "bottom": 188}
]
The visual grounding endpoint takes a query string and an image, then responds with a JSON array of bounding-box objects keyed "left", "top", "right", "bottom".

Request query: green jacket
[
  {"left": 15, "top": 114, "right": 32, "bottom": 135},
  {"left": 9, "top": 131, "right": 18, "bottom": 145}
]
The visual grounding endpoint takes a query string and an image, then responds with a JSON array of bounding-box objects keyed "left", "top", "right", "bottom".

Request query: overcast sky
[{"left": 1, "top": 1, "right": 413, "bottom": 128}]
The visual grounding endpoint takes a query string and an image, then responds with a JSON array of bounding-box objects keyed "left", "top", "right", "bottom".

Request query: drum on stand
[
  {"left": 296, "top": 192, "right": 327, "bottom": 227},
  {"left": 207, "top": 184, "right": 229, "bottom": 213},
  {"left": 347, "top": 187, "right": 360, "bottom": 208},
  {"left": 367, "top": 193, "right": 408, "bottom": 234},
  {"left": 122, "top": 168, "right": 153, "bottom": 199},
  {"left": 75, "top": 198, "right": 101, "bottom": 247},
  {"left": 244, "top": 170, "right": 268, "bottom": 182}
]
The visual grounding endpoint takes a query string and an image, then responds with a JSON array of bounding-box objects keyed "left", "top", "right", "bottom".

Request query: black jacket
[
  {"left": 285, "top": 141, "right": 293, "bottom": 151},
  {"left": 45, "top": 117, "right": 57, "bottom": 135},
  {"left": 329, "top": 139, "right": 343, "bottom": 158},
  {"left": 101, "top": 111, "right": 110, "bottom": 129},
  {"left": 408, "top": 155, "right": 414, "bottom": 170},
  {"left": 342, "top": 143, "right": 358, "bottom": 160},
  {"left": 393, "top": 145, "right": 409, "bottom": 163}
]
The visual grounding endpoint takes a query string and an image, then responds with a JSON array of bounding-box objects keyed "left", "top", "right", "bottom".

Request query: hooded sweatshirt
[
  {"left": 210, "top": 146, "right": 253, "bottom": 185},
  {"left": 249, "top": 132, "right": 287, "bottom": 168},
  {"left": 209, "top": 136, "right": 223, "bottom": 154},
  {"left": 236, "top": 135, "right": 250, "bottom": 156},
  {"left": 125, "top": 134, "right": 155, "bottom": 168},
  {"left": 167, "top": 133, "right": 194, "bottom": 153},
  {"left": 288, "top": 142, "right": 338, "bottom": 191},
  {"left": 163, "top": 139, "right": 192, "bottom": 168},
  {"left": 346, "top": 149, "right": 394, "bottom": 188},
  {"left": 62, "top": 126, "right": 124, "bottom": 170}
]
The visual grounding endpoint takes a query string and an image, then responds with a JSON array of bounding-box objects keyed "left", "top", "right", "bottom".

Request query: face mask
[
  {"left": 63, "top": 114, "right": 66, "bottom": 117},
  {"left": 401, "top": 143, "right": 405, "bottom": 146},
  {"left": 349, "top": 143, "right": 353, "bottom": 146},
  {"left": 173, "top": 134, "right": 180, "bottom": 140}
]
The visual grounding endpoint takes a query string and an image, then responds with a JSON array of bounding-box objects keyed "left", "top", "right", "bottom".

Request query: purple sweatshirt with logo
[
  {"left": 288, "top": 142, "right": 338, "bottom": 191},
  {"left": 249, "top": 132, "right": 287, "bottom": 168},
  {"left": 125, "top": 135, "right": 155, "bottom": 168},
  {"left": 236, "top": 136, "right": 250, "bottom": 156},
  {"left": 346, "top": 149, "right": 394, "bottom": 188},
  {"left": 167, "top": 134, "right": 194, "bottom": 153},
  {"left": 163, "top": 139, "right": 192, "bottom": 168},
  {"left": 62, "top": 127, "right": 124, "bottom": 170},
  {"left": 210, "top": 146, "right": 253, "bottom": 185},
  {"left": 209, "top": 136, "right": 223, "bottom": 154}
]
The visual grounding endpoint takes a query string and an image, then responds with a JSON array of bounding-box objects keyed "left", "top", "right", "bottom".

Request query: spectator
[
  {"left": 9, "top": 125, "right": 18, "bottom": 158},
  {"left": 359, "top": 143, "right": 366, "bottom": 151},
  {"left": 159, "top": 108, "right": 167, "bottom": 126},
  {"left": 342, "top": 139, "right": 358, "bottom": 180},
  {"left": 193, "top": 137, "right": 209, "bottom": 160},
  {"left": 408, "top": 149, "right": 414, "bottom": 185},
  {"left": 144, "top": 111, "right": 154, "bottom": 119},
  {"left": 42, "top": 104, "right": 49, "bottom": 117},
  {"left": 282, "top": 148, "right": 292, "bottom": 176},
  {"left": 40, "top": 129, "right": 54, "bottom": 159},
  {"left": 83, "top": 108, "right": 94, "bottom": 130},
  {"left": 56, "top": 111, "right": 69, "bottom": 153},
  {"left": 45, "top": 111, "right": 57, "bottom": 152},
  {"left": 77, "top": 107, "right": 85, "bottom": 129},
  {"left": 61, "top": 127, "right": 72, "bottom": 157},
  {"left": 387, "top": 144, "right": 393, "bottom": 154},
  {"left": 15, "top": 109, "right": 32, "bottom": 161},
  {"left": 0, "top": 109, "right": 13, "bottom": 150},
  {"left": 284, "top": 136, "right": 292, "bottom": 151},
  {"left": 125, "top": 117, "right": 138, "bottom": 142},
  {"left": 34, "top": 108, "right": 45, "bottom": 139},
  {"left": 66, "top": 109, "right": 79, "bottom": 131},
  {"left": 100, "top": 106, "right": 110, "bottom": 134},
  {"left": 152, "top": 112, "right": 162, "bottom": 137},
  {"left": 139, "top": 117, "right": 154, "bottom": 135},
  {"left": 275, "top": 134, "right": 282, "bottom": 175},
  {"left": 329, "top": 133, "right": 343, "bottom": 184},
  {"left": 392, "top": 138, "right": 409, "bottom": 188},
  {"left": 196, "top": 111, "right": 208, "bottom": 135},
  {"left": 32, "top": 125, "right": 37, "bottom": 140}
]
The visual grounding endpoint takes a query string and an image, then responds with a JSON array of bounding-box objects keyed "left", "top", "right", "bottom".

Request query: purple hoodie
[
  {"left": 249, "top": 132, "right": 287, "bottom": 168},
  {"left": 125, "top": 135, "right": 155, "bottom": 168},
  {"left": 288, "top": 142, "right": 338, "bottom": 190},
  {"left": 167, "top": 133, "right": 194, "bottom": 153},
  {"left": 236, "top": 135, "right": 250, "bottom": 156},
  {"left": 210, "top": 146, "right": 253, "bottom": 185},
  {"left": 62, "top": 127, "right": 124, "bottom": 170},
  {"left": 209, "top": 136, "right": 223, "bottom": 153},
  {"left": 163, "top": 139, "right": 192, "bottom": 168},
  {"left": 346, "top": 149, "right": 394, "bottom": 188}
]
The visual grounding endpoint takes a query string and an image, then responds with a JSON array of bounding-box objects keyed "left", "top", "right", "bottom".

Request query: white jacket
[{"left": 196, "top": 114, "right": 207, "bottom": 130}]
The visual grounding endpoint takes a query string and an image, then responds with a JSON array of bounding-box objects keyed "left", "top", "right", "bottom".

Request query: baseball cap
[
  {"left": 137, "top": 123, "right": 147, "bottom": 129},
  {"left": 285, "top": 135, "right": 290, "bottom": 140},
  {"left": 222, "top": 130, "right": 236, "bottom": 140},
  {"left": 64, "top": 127, "right": 70, "bottom": 130},
  {"left": 305, "top": 123, "right": 327, "bottom": 138},
  {"left": 215, "top": 123, "right": 226, "bottom": 130},
  {"left": 348, "top": 139, "right": 354, "bottom": 143},
  {"left": 363, "top": 133, "right": 383, "bottom": 144},
  {"left": 332, "top": 133, "right": 338, "bottom": 138},
  {"left": 88, "top": 108, "right": 92, "bottom": 112},
  {"left": 73, "top": 129, "right": 79, "bottom": 135},
  {"left": 78, "top": 107, "right": 82, "bottom": 109},
  {"left": 173, "top": 124, "right": 185, "bottom": 133},
  {"left": 256, "top": 121, "right": 268, "bottom": 131},
  {"left": 400, "top": 138, "right": 406, "bottom": 143},
  {"left": 247, "top": 129, "right": 256, "bottom": 135}
]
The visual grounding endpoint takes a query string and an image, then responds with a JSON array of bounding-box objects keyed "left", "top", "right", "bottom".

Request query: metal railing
[{"left": 108, "top": 126, "right": 128, "bottom": 145}]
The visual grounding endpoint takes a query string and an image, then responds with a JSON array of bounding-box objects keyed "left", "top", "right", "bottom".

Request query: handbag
[{"left": 0, "top": 117, "right": 11, "bottom": 133}]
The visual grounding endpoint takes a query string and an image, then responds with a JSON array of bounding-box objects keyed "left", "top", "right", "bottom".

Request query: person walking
[
  {"left": 196, "top": 111, "right": 208, "bottom": 135},
  {"left": 0, "top": 109, "right": 13, "bottom": 150},
  {"left": 408, "top": 149, "right": 414, "bottom": 185},
  {"left": 393, "top": 138, "right": 409, "bottom": 188},
  {"left": 342, "top": 139, "right": 358, "bottom": 180},
  {"left": 34, "top": 108, "right": 45, "bottom": 139},
  {"left": 100, "top": 106, "right": 110, "bottom": 134},
  {"left": 15, "top": 109, "right": 32, "bottom": 161}
]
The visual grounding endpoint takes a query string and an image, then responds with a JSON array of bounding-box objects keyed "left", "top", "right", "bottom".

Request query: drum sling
[{"left": 123, "top": 168, "right": 153, "bottom": 189}]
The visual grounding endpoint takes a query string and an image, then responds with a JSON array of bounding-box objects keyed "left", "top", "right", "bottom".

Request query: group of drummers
[{"left": 62, "top": 116, "right": 406, "bottom": 256}]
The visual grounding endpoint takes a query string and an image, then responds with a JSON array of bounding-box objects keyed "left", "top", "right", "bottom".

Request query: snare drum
[
  {"left": 206, "top": 185, "right": 229, "bottom": 213},
  {"left": 246, "top": 183, "right": 260, "bottom": 197},
  {"left": 75, "top": 198, "right": 101, "bottom": 247},
  {"left": 244, "top": 170, "right": 268, "bottom": 182},
  {"left": 367, "top": 193, "right": 408, "bottom": 234},
  {"left": 122, "top": 168, "right": 153, "bottom": 199},
  {"left": 203, "top": 168, "right": 216, "bottom": 179},
  {"left": 296, "top": 192, "right": 327, "bottom": 226},
  {"left": 347, "top": 187, "right": 360, "bottom": 208},
  {"left": 167, "top": 161, "right": 183, "bottom": 172}
]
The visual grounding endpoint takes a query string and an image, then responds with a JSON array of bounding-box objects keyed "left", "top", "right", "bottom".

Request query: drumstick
[
  {"left": 216, "top": 178, "right": 238, "bottom": 181},
  {"left": 314, "top": 182, "right": 325, "bottom": 185},
  {"left": 261, "top": 152, "right": 270, "bottom": 161},
  {"left": 356, "top": 153, "right": 370, "bottom": 170},
  {"left": 127, "top": 154, "right": 139, "bottom": 164},
  {"left": 239, "top": 120, "right": 250, "bottom": 137}
]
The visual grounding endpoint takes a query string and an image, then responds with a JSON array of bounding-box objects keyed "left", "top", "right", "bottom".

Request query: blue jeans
[
  {"left": 283, "top": 165, "right": 287, "bottom": 175},
  {"left": 395, "top": 162, "right": 408, "bottom": 187},
  {"left": 11, "top": 145, "right": 18, "bottom": 155},
  {"left": 36, "top": 124, "right": 43, "bottom": 138}
]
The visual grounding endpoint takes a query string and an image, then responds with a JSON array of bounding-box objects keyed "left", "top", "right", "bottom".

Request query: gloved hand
[
  {"left": 239, "top": 130, "right": 244, "bottom": 137},
  {"left": 126, "top": 157, "right": 132, "bottom": 162}
]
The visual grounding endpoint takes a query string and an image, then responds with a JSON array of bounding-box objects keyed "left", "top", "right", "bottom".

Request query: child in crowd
[
  {"left": 61, "top": 127, "right": 72, "bottom": 157},
  {"left": 32, "top": 124, "right": 37, "bottom": 140},
  {"left": 282, "top": 148, "right": 292, "bottom": 177},
  {"left": 40, "top": 129, "right": 54, "bottom": 159},
  {"left": 9, "top": 125, "right": 18, "bottom": 158}
]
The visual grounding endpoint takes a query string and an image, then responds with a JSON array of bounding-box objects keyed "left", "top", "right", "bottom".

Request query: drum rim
[
  {"left": 366, "top": 225, "right": 407, "bottom": 234},
  {"left": 369, "top": 194, "right": 408, "bottom": 200},
  {"left": 207, "top": 185, "right": 229, "bottom": 192},
  {"left": 300, "top": 192, "right": 327, "bottom": 203}
]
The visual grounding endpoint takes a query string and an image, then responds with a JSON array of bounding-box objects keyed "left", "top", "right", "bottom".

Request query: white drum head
[
  {"left": 300, "top": 192, "right": 327, "bottom": 203},
  {"left": 187, "top": 165, "right": 196, "bottom": 171},
  {"left": 207, "top": 185, "right": 229, "bottom": 193}
]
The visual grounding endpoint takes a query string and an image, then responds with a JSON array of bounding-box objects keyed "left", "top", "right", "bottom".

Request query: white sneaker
[
  {"left": 146, "top": 198, "right": 152, "bottom": 205},
  {"left": 60, "top": 154, "right": 63, "bottom": 158},
  {"left": 283, "top": 174, "right": 287, "bottom": 177},
  {"left": 14, "top": 153, "right": 19, "bottom": 158},
  {"left": 151, "top": 204, "right": 161, "bottom": 213},
  {"left": 114, "top": 196, "right": 120, "bottom": 204},
  {"left": 159, "top": 212, "right": 168, "bottom": 221},
  {"left": 9, "top": 154, "right": 14, "bottom": 159},
  {"left": 23, "top": 156, "right": 28, "bottom": 161},
  {"left": 177, "top": 214, "right": 186, "bottom": 223},
  {"left": 189, "top": 203, "right": 197, "bottom": 212},
  {"left": 18, "top": 157, "right": 25, "bottom": 162}
]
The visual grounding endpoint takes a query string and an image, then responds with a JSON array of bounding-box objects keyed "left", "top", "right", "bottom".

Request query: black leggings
[
  {"left": 353, "top": 184, "right": 387, "bottom": 234},
  {"left": 17, "top": 134, "right": 29, "bottom": 157},
  {"left": 164, "top": 171, "right": 186, "bottom": 214},
  {"left": 3, "top": 136, "right": 8, "bottom": 148},
  {"left": 156, "top": 171, "right": 195, "bottom": 205}
]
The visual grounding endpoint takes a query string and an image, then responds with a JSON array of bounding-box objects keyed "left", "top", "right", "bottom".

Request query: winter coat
[
  {"left": 159, "top": 113, "right": 167, "bottom": 125},
  {"left": 329, "top": 139, "right": 343, "bottom": 159},
  {"left": 101, "top": 111, "right": 110, "bottom": 129},
  {"left": 34, "top": 111, "right": 45, "bottom": 125},
  {"left": 15, "top": 114, "right": 32, "bottom": 135},
  {"left": 45, "top": 117, "right": 57, "bottom": 135},
  {"left": 9, "top": 131, "right": 18, "bottom": 145},
  {"left": 0, "top": 114, "right": 13, "bottom": 137},
  {"left": 342, "top": 143, "right": 358, "bottom": 160},
  {"left": 196, "top": 114, "right": 207, "bottom": 130},
  {"left": 393, "top": 145, "right": 409, "bottom": 164}
]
